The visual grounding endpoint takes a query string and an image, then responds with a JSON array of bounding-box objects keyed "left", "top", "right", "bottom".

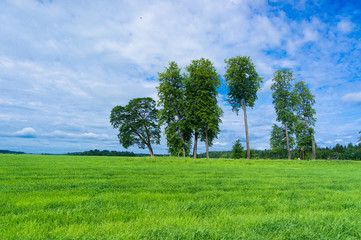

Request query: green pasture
[{"left": 1, "top": 154, "right": 361, "bottom": 239}]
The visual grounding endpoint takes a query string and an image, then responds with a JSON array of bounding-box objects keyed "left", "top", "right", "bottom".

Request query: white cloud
[
  {"left": 13, "top": 127, "right": 37, "bottom": 138},
  {"left": 342, "top": 92, "right": 361, "bottom": 103},
  {"left": 261, "top": 79, "right": 273, "bottom": 92},
  {"left": 213, "top": 142, "right": 228, "bottom": 146},
  {"left": 337, "top": 19, "right": 354, "bottom": 34},
  {"left": 47, "top": 130, "right": 111, "bottom": 140}
]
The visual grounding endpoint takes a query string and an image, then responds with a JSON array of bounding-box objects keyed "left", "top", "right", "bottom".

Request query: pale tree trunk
[
  {"left": 300, "top": 147, "right": 304, "bottom": 160},
  {"left": 311, "top": 140, "right": 316, "bottom": 160},
  {"left": 242, "top": 99, "right": 250, "bottom": 160},
  {"left": 193, "top": 132, "right": 198, "bottom": 159},
  {"left": 147, "top": 144, "right": 154, "bottom": 157},
  {"left": 206, "top": 128, "right": 209, "bottom": 159},
  {"left": 284, "top": 123, "right": 291, "bottom": 160},
  {"left": 303, "top": 116, "right": 316, "bottom": 160}
]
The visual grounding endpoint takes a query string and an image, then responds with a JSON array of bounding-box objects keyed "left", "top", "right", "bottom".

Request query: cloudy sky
[{"left": 0, "top": 0, "right": 360, "bottom": 154}]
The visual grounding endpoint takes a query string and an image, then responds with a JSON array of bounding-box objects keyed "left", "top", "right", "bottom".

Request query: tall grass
[{"left": 1, "top": 154, "right": 361, "bottom": 239}]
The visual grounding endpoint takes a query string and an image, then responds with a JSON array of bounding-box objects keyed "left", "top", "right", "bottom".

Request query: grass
[{"left": 1, "top": 154, "right": 361, "bottom": 239}]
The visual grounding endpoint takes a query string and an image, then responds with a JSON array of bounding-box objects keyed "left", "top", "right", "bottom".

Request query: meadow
[{"left": 1, "top": 154, "right": 361, "bottom": 239}]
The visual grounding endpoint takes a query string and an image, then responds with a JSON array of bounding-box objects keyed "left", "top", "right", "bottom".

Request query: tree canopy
[{"left": 110, "top": 97, "right": 161, "bottom": 157}]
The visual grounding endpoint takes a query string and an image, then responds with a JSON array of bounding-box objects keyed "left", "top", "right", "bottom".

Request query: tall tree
[
  {"left": 271, "top": 69, "right": 296, "bottom": 160},
  {"left": 185, "top": 58, "right": 223, "bottom": 159},
  {"left": 224, "top": 56, "right": 263, "bottom": 159},
  {"left": 293, "top": 81, "right": 317, "bottom": 159},
  {"left": 157, "top": 61, "right": 191, "bottom": 157},
  {"left": 358, "top": 131, "right": 361, "bottom": 143},
  {"left": 110, "top": 97, "right": 161, "bottom": 157}
]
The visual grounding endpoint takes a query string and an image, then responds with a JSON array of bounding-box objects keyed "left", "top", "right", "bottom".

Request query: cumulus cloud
[{"left": 13, "top": 127, "right": 37, "bottom": 138}]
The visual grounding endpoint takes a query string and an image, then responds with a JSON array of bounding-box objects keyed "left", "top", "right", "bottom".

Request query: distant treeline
[
  {"left": 67, "top": 149, "right": 169, "bottom": 157},
  {"left": 198, "top": 143, "right": 361, "bottom": 160},
  {"left": 0, "top": 150, "right": 25, "bottom": 154}
]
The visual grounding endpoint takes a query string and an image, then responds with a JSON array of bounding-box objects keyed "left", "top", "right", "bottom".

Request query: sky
[{"left": 0, "top": 0, "right": 360, "bottom": 154}]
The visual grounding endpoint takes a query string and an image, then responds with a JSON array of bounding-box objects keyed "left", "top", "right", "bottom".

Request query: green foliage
[
  {"left": 157, "top": 61, "right": 191, "bottom": 156},
  {"left": 293, "top": 81, "right": 316, "bottom": 126},
  {"left": 2, "top": 154, "right": 361, "bottom": 239},
  {"left": 110, "top": 97, "right": 160, "bottom": 156},
  {"left": 293, "top": 81, "right": 316, "bottom": 158},
  {"left": 317, "top": 143, "right": 361, "bottom": 160},
  {"left": 0, "top": 150, "right": 25, "bottom": 154},
  {"left": 294, "top": 121, "right": 312, "bottom": 147},
  {"left": 271, "top": 69, "right": 296, "bottom": 125},
  {"left": 224, "top": 56, "right": 263, "bottom": 159},
  {"left": 68, "top": 149, "right": 136, "bottom": 156},
  {"left": 224, "top": 56, "right": 263, "bottom": 112},
  {"left": 185, "top": 58, "right": 223, "bottom": 151},
  {"left": 270, "top": 124, "right": 295, "bottom": 151},
  {"left": 271, "top": 69, "right": 297, "bottom": 159},
  {"left": 359, "top": 131, "right": 361, "bottom": 143},
  {"left": 231, "top": 139, "right": 244, "bottom": 159}
]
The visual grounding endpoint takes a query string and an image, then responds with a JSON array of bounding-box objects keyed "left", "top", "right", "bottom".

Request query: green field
[{"left": 1, "top": 155, "right": 361, "bottom": 239}]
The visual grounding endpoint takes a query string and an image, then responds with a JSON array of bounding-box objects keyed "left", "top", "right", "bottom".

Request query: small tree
[
  {"left": 271, "top": 69, "right": 296, "bottom": 160},
  {"left": 224, "top": 56, "right": 263, "bottom": 159},
  {"left": 231, "top": 139, "right": 244, "bottom": 159},
  {"left": 110, "top": 97, "right": 161, "bottom": 157}
]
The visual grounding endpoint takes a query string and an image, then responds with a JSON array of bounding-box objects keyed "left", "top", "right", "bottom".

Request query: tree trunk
[
  {"left": 311, "top": 140, "right": 316, "bottom": 160},
  {"left": 284, "top": 123, "right": 291, "bottom": 160},
  {"left": 242, "top": 99, "right": 250, "bottom": 160},
  {"left": 303, "top": 116, "right": 316, "bottom": 160},
  {"left": 193, "top": 132, "right": 198, "bottom": 159},
  {"left": 147, "top": 144, "right": 154, "bottom": 157},
  {"left": 206, "top": 128, "right": 209, "bottom": 159},
  {"left": 300, "top": 147, "right": 304, "bottom": 160}
]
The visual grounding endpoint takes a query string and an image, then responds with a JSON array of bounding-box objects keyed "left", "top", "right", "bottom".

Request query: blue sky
[{"left": 0, "top": 0, "right": 360, "bottom": 154}]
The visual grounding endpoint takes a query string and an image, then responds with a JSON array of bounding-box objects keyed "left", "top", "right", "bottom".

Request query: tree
[
  {"left": 185, "top": 58, "right": 223, "bottom": 159},
  {"left": 110, "top": 97, "right": 161, "bottom": 157},
  {"left": 231, "top": 139, "right": 244, "bottom": 159},
  {"left": 271, "top": 69, "right": 296, "bottom": 160},
  {"left": 157, "top": 61, "right": 191, "bottom": 157},
  {"left": 358, "top": 131, "right": 361, "bottom": 143},
  {"left": 270, "top": 124, "right": 295, "bottom": 153},
  {"left": 224, "top": 56, "right": 263, "bottom": 159},
  {"left": 293, "top": 81, "right": 317, "bottom": 159}
]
